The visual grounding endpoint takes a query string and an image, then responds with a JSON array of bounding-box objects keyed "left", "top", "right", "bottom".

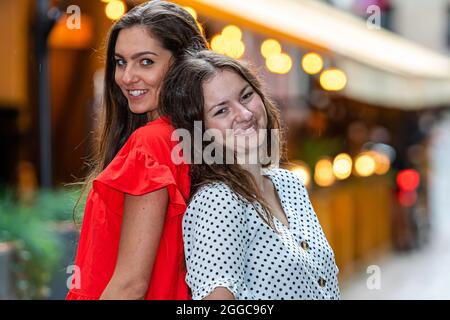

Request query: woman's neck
[{"left": 240, "top": 163, "right": 267, "bottom": 192}]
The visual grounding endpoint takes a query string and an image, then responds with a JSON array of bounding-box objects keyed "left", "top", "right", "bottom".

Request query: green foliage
[
  {"left": 33, "top": 188, "right": 81, "bottom": 222},
  {"left": 0, "top": 187, "right": 81, "bottom": 299},
  {"left": 292, "top": 137, "right": 344, "bottom": 169}
]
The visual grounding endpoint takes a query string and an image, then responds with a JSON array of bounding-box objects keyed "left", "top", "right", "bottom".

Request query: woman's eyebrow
[
  {"left": 206, "top": 85, "right": 251, "bottom": 113},
  {"left": 114, "top": 51, "right": 159, "bottom": 59},
  {"left": 240, "top": 84, "right": 250, "bottom": 96}
]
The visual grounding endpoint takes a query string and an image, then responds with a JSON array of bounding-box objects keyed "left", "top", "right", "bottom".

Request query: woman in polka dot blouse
[{"left": 160, "top": 50, "right": 340, "bottom": 300}]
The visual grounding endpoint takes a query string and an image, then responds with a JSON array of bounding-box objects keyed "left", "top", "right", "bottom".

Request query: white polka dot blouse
[{"left": 183, "top": 168, "right": 340, "bottom": 300}]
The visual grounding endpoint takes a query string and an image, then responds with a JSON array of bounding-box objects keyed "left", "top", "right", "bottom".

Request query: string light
[
  {"left": 314, "top": 158, "right": 335, "bottom": 187},
  {"left": 333, "top": 153, "right": 352, "bottom": 180},
  {"left": 105, "top": 0, "right": 126, "bottom": 20},
  {"left": 302, "top": 52, "right": 324, "bottom": 75},
  {"left": 320, "top": 68, "right": 347, "bottom": 91}
]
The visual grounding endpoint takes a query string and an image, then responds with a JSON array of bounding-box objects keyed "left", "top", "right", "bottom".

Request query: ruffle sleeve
[
  {"left": 66, "top": 291, "right": 98, "bottom": 300},
  {"left": 93, "top": 147, "right": 187, "bottom": 218}
]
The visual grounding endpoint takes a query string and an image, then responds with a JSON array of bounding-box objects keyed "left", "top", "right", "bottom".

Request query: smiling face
[
  {"left": 203, "top": 68, "right": 268, "bottom": 153},
  {"left": 114, "top": 26, "right": 173, "bottom": 118}
]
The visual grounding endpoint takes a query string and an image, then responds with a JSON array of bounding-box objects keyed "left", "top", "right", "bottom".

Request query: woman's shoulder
[
  {"left": 131, "top": 116, "right": 174, "bottom": 144},
  {"left": 267, "top": 167, "right": 305, "bottom": 187},
  {"left": 127, "top": 116, "right": 179, "bottom": 161},
  {"left": 188, "top": 182, "right": 248, "bottom": 214},
  {"left": 190, "top": 182, "right": 242, "bottom": 204},
  {"left": 186, "top": 182, "right": 248, "bottom": 225}
]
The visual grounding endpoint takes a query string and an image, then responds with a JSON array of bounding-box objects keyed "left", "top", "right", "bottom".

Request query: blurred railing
[{"left": 310, "top": 175, "right": 394, "bottom": 281}]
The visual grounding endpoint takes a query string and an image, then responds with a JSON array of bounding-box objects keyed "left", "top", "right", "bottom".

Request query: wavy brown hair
[
  {"left": 73, "top": 1, "right": 208, "bottom": 223},
  {"left": 160, "top": 50, "right": 287, "bottom": 229}
]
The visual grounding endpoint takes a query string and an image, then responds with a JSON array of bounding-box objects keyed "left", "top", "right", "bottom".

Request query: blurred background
[{"left": 1, "top": 0, "right": 450, "bottom": 300}]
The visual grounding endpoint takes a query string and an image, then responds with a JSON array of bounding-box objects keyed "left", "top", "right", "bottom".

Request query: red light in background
[
  {"left": 396, "top": 169, "right": 420, "bottom": 191},
  {"left": 397, "top": 190, "right": 418, "bottom": 207}
]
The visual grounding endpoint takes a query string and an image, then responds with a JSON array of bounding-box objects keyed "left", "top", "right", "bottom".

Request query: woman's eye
[
  {"left": 241, "top": 91, "right": 254, "bottom": 101},
  {"left": 115, "top": 59, "right": 125, "bottom": 67},
  {"left": 214, "top": 108, "right": 227, "bottom": 116},
  {"left": 141, "top": 59, "right": 154, "bottom": 66}
]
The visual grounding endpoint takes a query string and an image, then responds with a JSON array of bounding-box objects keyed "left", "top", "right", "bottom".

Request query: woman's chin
[{"left": 128, "top": 103, "right": 156, "bottom": 115}]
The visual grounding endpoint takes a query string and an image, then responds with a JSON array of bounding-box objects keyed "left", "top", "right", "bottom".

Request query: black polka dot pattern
[{"left": 183, "top": 168, "right": 340, "bottom": 300}]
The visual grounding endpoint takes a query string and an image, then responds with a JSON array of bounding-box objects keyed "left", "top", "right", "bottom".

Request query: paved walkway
[
  {"left": 341, "top": 112, "right": 450, "bottom": 300},
  {"left": 340, "top": 224, "right": 450, "bottom": 299}
]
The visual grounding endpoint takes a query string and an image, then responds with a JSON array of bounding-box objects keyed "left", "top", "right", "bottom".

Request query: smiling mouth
[
  {"left": 127, "top": 89, "right": 149, "bottom": 98},
  {"left": 234, "top": 123, "right": 257, "bottom": 136}
]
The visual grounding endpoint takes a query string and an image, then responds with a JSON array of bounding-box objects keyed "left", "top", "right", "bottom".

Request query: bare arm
[
  {"left": 203, "top": 287, "right": 235, "bottom": 300},
  {"left": 100, "top": 187, "right": 168, "bottom": 300}
]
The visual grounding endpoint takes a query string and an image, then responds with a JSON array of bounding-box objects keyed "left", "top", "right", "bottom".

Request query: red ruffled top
[{"left": 66, "top": 116, "right": 190, "bottom": 300}]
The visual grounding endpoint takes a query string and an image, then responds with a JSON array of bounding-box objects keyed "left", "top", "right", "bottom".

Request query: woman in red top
[{"left": 66, "top": 1, "right": 208, "bottom": 300}]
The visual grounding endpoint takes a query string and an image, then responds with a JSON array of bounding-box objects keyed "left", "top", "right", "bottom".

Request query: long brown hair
[
  {"left": 74, "top": 1, "right": 208, "bottom": 222},
  {"left": 160, "top": 50, "right": 287, "bottom": 228}
]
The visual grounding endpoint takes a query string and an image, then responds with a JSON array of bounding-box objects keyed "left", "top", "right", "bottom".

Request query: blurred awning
[{"left": 174, "top": 0, "right": 450, "bottom": 109}]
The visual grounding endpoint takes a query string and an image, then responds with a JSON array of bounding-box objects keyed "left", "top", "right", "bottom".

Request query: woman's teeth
[
  {"left": 128, "top": 89, "right": 148, "bottom": 97},
  {"left": 234, "top": 126, "right": 256, "bottom": 135}
]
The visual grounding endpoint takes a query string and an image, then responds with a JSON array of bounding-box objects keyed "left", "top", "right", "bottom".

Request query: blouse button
[
  {"left": 300, "top": 240, "right": 309, "bottom": 251},
  {"left": 318, "top": 277, "right": 326, "bottom": 287}
]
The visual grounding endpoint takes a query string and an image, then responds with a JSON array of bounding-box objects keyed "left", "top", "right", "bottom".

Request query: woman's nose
[
  {"left": 121, "top": 66, "right": 138, "bottom": 84},
  {"left": 234, "top": 103, "right": 253, "bottom": 122}
]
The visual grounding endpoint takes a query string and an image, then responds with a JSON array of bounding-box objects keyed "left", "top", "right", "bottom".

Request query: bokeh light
[
  {"left": 314, "top": 158, "right": 336, "bottom": 187},
  {"left": 211, "top": 26, "right": 245, "bottom": 59},
  {"left": 221, "top": 25, "right": 242, "bottom": 41},
  {"left": 225, "top": 40, "right": 245, "bottom": 59},
  {"left": 261, "top": 39, "right": 282, "bottom": 58},
  {"left": 355, "top": 153, "right": 376, "bottom": 177},
  {"left": 291, "top": 162, "right": 311, "bottom": 187},
  {"left": 302, "top": 52, "right": 324, "bottom": 75},
  {"left": 266, "top": 52, "right": 292, "bottom": 74},
  {"left": 105, "top": 0, "right": 126, "bottom": 20},
  {"left": 397, "top": 190, "right": 418, "bottom": 207},
  {"left": 211, "top": 35, "right": 226, "bottom": 54},
  {"left": 373, "top": 152, "right": 391, "bottom": 175},
  {"left": 320, "top": 68, "right": 347, "bottom": 91},
  {"left": 333, "top": 153, "right": 352, "bottom": 180},
  {"left": 183, "top": 6, "right": 198, "bottom": 20},
  {"left": 397, "top": 169, "right": 420, "bottom": 191}
]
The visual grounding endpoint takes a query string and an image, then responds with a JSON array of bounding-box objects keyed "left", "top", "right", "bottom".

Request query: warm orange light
[
  {"left": 302, "top": 52, "right": 324, "bottom": 75},
  {"left": 221, "top": 25, "right": 242, "bottom": 41},
  {"left": 49, "top": 14, "right": 94, "bottom": 49},
  {"left": 320, "top": 68, "right": 347, "bottom": 91},
  {"left": 211, "top": 35, "right": 226, "bottom": 54},
  {"left": 105, "top": 0, "right": 126, "bottom": 20},
  {"left": 373, "top": 152, "right": 391, "bottom": 175},
  {"left": 183, "top": 6, "right": 198, "bottom": 20},
  {"left": 291, "top": 163, "right": 311, "bottom": 187},
  {"left": 261, "top": 39, "right": 281, "bottom": 58},
  {"left": 211, "top": 27, "right": 245, "bottom": 59},
  {"left": 333, "top": 153, "right": 352, "bottom": 180},
  {"left": 355, "top": 153, "right": 376, "bottom": 177},
  {"left": 266, "top": 53, "right": 292, "bottom": 74},
  {"left": 224, "top": 40, "right": 245, "bottom": 59},
  {"left": 197, "top": 22, "right": 205, "bottom": 37},
  {"left": 314, "top": 158, "right": 335, "bottom": 187}
]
